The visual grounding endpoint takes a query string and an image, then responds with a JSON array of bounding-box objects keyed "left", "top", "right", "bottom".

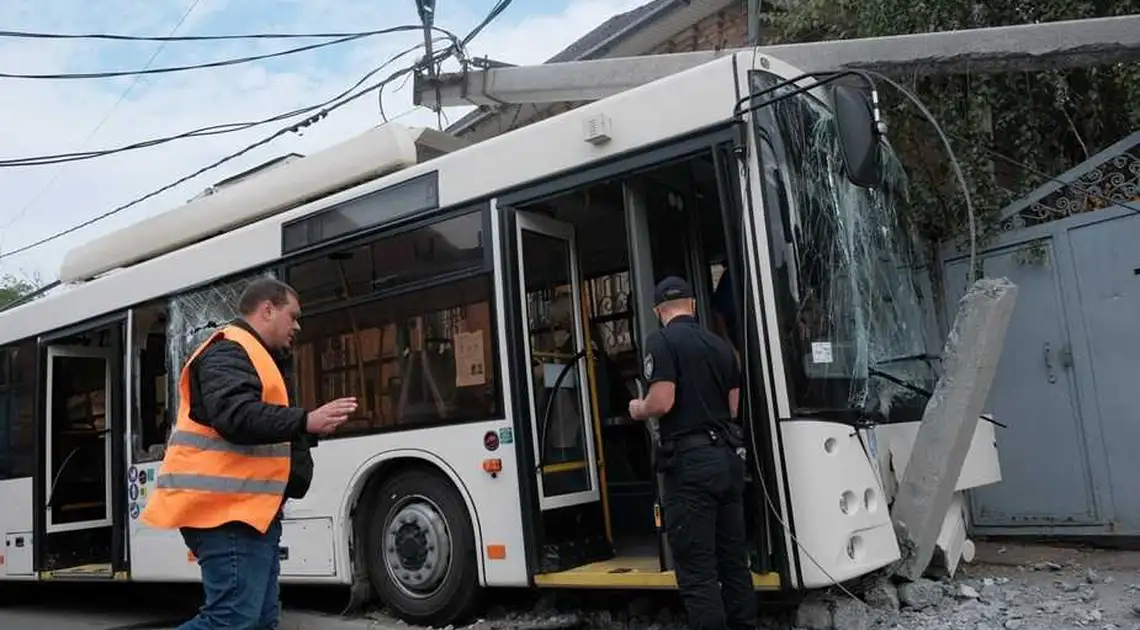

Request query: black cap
[{"left": 653, "top": 276, "right": 694, "bottom": 306}]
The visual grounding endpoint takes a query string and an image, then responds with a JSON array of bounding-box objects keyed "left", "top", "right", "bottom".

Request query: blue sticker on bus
[
  {"left": 147, "top": 469, "right": 155, "bottom": 482},
  {"left": 498, "top": 427, "right": 513, "bottom": 445}
]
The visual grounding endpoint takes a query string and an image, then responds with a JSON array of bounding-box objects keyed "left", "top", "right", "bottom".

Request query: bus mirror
[{"left": 831, "top": 83, "right": 883, "bottom": 188}]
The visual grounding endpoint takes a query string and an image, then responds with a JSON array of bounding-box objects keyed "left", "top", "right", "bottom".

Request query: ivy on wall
[{"left": 763, "top": 0, "right": 1140, "bottom": 248}]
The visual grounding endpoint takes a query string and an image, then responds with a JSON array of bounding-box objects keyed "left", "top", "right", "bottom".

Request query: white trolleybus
[{"left": 0, "top": 51, "right": 1000, "bottom": 625}]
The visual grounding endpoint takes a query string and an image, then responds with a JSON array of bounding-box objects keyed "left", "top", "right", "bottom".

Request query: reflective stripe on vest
[{"left": 140, "top": 324, "right": 292, "bottom": 535}]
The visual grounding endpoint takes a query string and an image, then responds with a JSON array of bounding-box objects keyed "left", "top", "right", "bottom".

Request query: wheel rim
[{"left": 382, "top": 494, "right": 453, "bottom": 599}]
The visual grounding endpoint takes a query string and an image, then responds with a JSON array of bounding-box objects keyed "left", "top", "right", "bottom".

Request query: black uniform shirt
[{"left": 642, "top": 315, "right": 740, "bottom": 441}]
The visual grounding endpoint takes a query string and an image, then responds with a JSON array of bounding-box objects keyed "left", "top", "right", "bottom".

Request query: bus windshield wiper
[{"left": 868, "top": 366, "right": 1006, "bottom": 429}]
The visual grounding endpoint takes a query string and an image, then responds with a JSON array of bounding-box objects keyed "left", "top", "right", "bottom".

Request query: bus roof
[{"left": 0, "top": 52, "right": 764, "bottom": 346}]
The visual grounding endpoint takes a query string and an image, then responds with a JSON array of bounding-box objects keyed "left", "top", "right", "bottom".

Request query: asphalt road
[
  {"left": 0, "top": 582, "right": 194, "bottom": 629},
  {"left": 0, "top": 581, "right": 359, "bottom": 629}
]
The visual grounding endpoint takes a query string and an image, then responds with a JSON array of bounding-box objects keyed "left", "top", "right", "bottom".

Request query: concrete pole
[
  {"left": 747, "top": 0, "right": 762, "bottom": 46},
  {"left": 414, "top": 15, "right": 1140, "bottom": 108},
  {"left": 891, "top": 277, "right": 1018, "bottom": 581}
]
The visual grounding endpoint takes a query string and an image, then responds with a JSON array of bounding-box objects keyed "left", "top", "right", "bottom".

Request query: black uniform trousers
[{"left": 663, "top": 441, "right": 757, "bottom": 630}]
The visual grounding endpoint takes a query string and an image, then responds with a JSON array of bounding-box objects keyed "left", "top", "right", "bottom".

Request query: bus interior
[{"left": 509, "top": 146, "right": 781, "bottom": 589}]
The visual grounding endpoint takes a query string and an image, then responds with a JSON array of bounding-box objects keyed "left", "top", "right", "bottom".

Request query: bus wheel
[{"left": 365, "top": 467, "right": 479, "bottom": 626}]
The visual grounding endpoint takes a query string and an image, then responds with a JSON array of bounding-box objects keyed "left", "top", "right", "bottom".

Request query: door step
[
  {"left": 43, "top": 563, "right": 116, "bottom": 580},
  {"left": 534, "top": 554, "right": 780, "bottom": 590}
]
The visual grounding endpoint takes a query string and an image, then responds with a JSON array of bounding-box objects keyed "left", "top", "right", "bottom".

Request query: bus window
[
  {"left": 0, "top": 341, "right": 35, "bottom": 480},
  {"left": 287, "top": 209, "right": 500, "bottom": 436},
  {"left": 292, "top": 275, "right": 499, "bottom": 435},
  {"left": 131, "top": 304, "right": 170, "bottom": 463},
  {"left": 130, "top": 271, "right": 278, "bottom": 463}
]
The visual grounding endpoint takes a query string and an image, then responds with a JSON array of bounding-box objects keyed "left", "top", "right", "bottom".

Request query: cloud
[{"left": 0, "top": 0, "right": 647, "bottom": 280}]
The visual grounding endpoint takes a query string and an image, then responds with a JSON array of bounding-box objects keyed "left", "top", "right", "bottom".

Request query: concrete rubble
[{"left": 271, "top": 545, "right": 1140, "bottom": 630}]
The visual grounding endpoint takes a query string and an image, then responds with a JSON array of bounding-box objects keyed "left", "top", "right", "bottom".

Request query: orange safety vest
[{"left": 140, "top": 325, "right": 292, "bottom": 535}]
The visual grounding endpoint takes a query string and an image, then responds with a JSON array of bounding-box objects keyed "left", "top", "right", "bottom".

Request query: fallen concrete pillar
[
  {"left": 891, "top": 277, "right": 1018, "bottom": 581},
  {"left": 415, "top": 15, "right": 1140, "bottom": 108}
]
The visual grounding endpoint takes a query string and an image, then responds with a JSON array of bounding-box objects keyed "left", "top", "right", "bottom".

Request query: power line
[
  {"left": 0, "top": 2, "right": 510, "bottom": 262},
  {"left": 0, "top": 47, "right": 450, "bottom": 263},
  {"left": 462, "top": 0, "right": 514, "bottom": 46},
  {"left": 0, "top": 37, "right": 448, "bottom": 168},
  {"left": 0, "top": 25, "right": 459, "bottom": 80},
  {"left": 0, "top": 28, "right": 416, "bottom": 42},
  {"left": 903, "top": 112, "right": 1140, "bottom": 217},
  {"left": 0, "top": 0, "right": 203, "bottom": 241}
]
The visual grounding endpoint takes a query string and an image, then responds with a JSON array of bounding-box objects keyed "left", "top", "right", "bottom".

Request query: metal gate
[{"left": 941, "top": 131, "right": 1140, "bottom": 536}]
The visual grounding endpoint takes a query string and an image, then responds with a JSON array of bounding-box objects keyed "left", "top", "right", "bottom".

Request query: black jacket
[{"left": 187, "top": 319, "right": 316, "bottom": 500}]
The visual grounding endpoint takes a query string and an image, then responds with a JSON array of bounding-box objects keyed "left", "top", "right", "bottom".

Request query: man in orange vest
[{"left": 141, "top": 277, "right": 357, "bottom": 629}]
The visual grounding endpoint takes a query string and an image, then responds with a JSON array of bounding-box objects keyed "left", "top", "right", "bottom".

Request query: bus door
[
  {"left": 514, "top": 212, "right": 603, "bottom": 514},
  {"left": 43, "top": 345, "right": 115, "bottom": 538}
]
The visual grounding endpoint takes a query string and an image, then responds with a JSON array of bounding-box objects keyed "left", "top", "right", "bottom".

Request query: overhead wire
[
  {"left": 1, "top": 0, "right": 510, "bottom": 262},
  {"left": 0, "top": 0, "right": 203, "bottom": 244},
  {"left": 902, "top": 111, "right": 1140, "bottom": 218},
  {"left": 0, "top": 35, "right": 452, "bottom": 168},
  {"left": 461, "top": 0, "right": 514, "bottom": 46},
  {"left": 0, "top": 42, "right": 456, "bottom": 263},
  {"left": 0, "top": 29, "right": 430, "bottom": 80},
  {"left": 0, "top": 28, "right": 427, "bottom": 42}
]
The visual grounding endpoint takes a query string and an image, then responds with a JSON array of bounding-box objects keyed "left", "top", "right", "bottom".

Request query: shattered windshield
[{"left": 748, "top": 70, "right": 933, "bottom": 424}]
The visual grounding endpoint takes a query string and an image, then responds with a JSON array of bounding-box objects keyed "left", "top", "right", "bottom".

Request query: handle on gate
[{"left": 1043, "top": 342, "right": 1057, "bottom": 384}]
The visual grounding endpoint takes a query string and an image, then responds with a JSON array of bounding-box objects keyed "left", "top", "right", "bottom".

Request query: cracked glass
[{"left": 750, "top": 71, "right": 934, "bottom": 424}]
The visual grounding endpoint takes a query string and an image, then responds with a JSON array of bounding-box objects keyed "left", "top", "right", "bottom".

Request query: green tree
[
  {"left": 765, "top": 0, "right": 1140, "bottom": 246},
  {"left": 0, "top": 273, "right": 39, "bottom": 310}
]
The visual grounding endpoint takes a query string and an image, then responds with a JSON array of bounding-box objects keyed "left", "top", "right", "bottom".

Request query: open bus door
[
  {"left": 39, "top": 333, "right": 126, "bottom": 581},
  {"left": 622, "top": 179, "right": 674, "bottom": 573},
  {"left": 513, "top": 212, "right": 610, "bottom": 572}
]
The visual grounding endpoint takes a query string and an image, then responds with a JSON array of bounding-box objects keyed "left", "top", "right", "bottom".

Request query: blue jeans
[{"left": 178, "top": 517, "right": 282, "bottom": 629}]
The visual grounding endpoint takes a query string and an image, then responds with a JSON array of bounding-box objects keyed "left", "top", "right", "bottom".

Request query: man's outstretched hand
[{"left": 307, "top": 397, "right": 358, "bottom": 435}]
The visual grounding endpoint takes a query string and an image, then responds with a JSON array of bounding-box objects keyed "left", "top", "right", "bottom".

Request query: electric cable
[
  {"left": 0, "top": 50, "right": 447, "bottom": 263},
  {"left": 904, "top": 113, "right": 1140, "bottom": 218},
  {"left": 0, "top": 38, "right": 447, "bottom": 167},
  {"left": 462, "top": 0, "right": 514, "bottom": 46},
  {"left": 0, "top": 28, "right": 428, "bottom": 42},
  {"left": 0, "top": 0, "right": 203, "bottom": 246},
  {"left": 0, "top": 25, "right": 460, "bottom": 80},
  {"left": 863, "top": 70, "right": 979, "bottom": 283},
  {"left": 0, "top": 0, "right": 509, "bottom": 261}
]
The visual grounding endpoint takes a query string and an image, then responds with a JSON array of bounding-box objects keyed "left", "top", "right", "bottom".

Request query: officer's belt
[{"left": 664, "top": 429, "right": 728, "bottom": 452}]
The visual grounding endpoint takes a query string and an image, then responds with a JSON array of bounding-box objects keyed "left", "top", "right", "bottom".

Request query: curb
[{"left": 280, "top": 610, "right": 407, "bottom": 630}]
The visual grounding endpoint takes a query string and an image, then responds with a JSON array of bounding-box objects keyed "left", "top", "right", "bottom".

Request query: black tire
[{"left": 364, "top": 467, "right": 480, "bottom": 626}]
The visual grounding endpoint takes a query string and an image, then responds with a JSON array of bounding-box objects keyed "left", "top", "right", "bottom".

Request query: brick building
[{"left": 447, "top": 0, "right": 751, "bottom": 143}]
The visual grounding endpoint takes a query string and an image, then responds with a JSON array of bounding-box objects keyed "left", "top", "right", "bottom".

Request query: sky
[{"left": 0, "top": 0, "right": 649, "bottom": 282}]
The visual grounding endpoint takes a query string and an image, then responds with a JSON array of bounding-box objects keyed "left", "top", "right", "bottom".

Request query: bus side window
[
  {"left": 133, "top": 333, "right": 169, "bottom": 462},
  {"left": 0, "top": 342, "right": 36, "bottom": 480}
]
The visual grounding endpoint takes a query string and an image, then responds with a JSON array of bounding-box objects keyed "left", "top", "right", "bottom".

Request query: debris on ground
[{"left": 359, "top": 543, "right": 1140, "bottom": 630}]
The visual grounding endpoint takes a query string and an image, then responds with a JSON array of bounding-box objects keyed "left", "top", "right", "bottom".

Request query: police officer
[{"left": 628, "top": 276, "right": 757, "bottom": 630}]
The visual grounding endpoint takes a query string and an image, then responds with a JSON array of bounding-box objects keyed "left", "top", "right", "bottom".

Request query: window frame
[
  {"left": 281, "top": 171, "right": 440, "bottom": 255},
  {"left": 0, "top": 338, "right": 40, "bottom": 480},
  {"left": 283, "top": 203, "right": 503, "bottom": 439}
]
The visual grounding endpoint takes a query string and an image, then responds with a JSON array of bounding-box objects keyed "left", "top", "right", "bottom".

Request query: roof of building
[{"left": 547, "top": 0, "right": 674, "bottom": 63}]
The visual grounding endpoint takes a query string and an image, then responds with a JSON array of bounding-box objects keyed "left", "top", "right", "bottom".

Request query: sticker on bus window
[{"left": 811, "top": 341, "right": 834, "bottom": 364}]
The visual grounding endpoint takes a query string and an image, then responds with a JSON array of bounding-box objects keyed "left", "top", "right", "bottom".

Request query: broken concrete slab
[{"left": 891, "top": 277, "right": 1018, "bottom": 582}]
